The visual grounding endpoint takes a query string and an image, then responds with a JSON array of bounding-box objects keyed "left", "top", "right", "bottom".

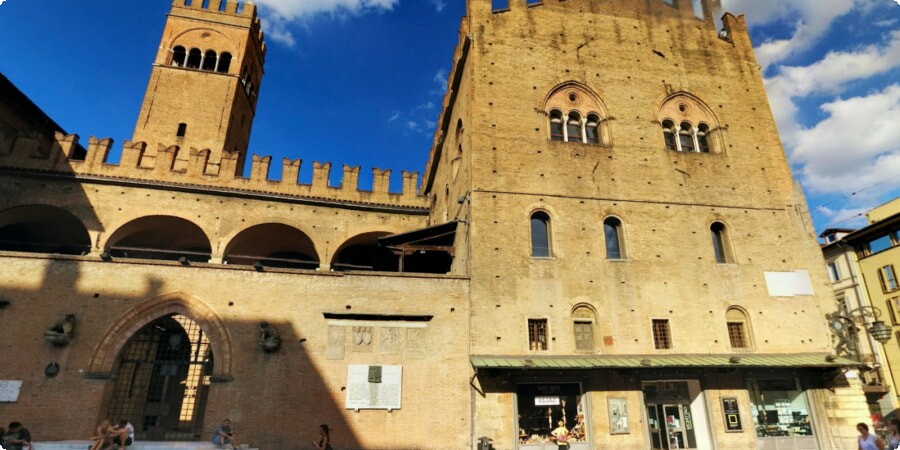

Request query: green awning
[{"left": 471, "top": 354, "right": 858, "bottom": 370}]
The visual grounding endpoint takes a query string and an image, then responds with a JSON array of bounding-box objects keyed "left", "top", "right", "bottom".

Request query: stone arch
[
  {"left": 223, "top": 222, "right": 320, "bottom": 269},
  {"left": 168, "top": 27, "right": 237, "bottom": 55},
  {"left": 87, "top": 291, "right": 233, "bottom": 380},
  {"left": 104, "top": 215, "right": 212, "bottom": 262},
  {"left": 0, "top": 204, "right": 92, "bottom": 255},
  {"left": 331, "top": 231, "right": 398, "bottom": 272}
]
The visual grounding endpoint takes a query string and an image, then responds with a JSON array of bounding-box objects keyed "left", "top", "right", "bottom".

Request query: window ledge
[
  {"left": 606, "top": 258, "right": 630, "bottom": 263},
  {"left": 531, "top": 256, "right": 556, "bottom": 261}
]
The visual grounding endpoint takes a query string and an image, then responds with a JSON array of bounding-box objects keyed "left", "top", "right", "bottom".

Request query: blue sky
[{"left": 0, "top": 0, "right": 897, "bottom": 234}]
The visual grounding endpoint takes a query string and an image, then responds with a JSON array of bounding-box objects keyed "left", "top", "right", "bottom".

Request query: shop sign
[
  {"left": 534, "top": 396, "right": 560, "bottom": 406},
  {"left": 722, "top": 397, "right": 743, "bottom": 432},
  {"left": 608, "top": 397, "right": 629, "bottom": 434},
  {"left": 0, "top": 381, "right": 22, "bottom": 402}
]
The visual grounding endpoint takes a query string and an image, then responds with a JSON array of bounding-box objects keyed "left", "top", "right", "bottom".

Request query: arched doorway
[{"left": 105, "top": 314, "right": 212, "bottom": 441}]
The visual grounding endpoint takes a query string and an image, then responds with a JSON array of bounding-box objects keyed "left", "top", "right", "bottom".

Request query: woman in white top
[{"left": 858, "top": 422, "right": 886, "bottom": 450}]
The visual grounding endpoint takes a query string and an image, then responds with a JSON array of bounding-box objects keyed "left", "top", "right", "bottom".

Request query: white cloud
[
  {"left": 721, "top": 0, "right": 877, "bottom": 68},
  {"left": 764, "top": 30, "right": 900, "bottom": 146},
  {"left": 254, "top": 0, "right": 398, "bottom": 46},
  {"left": 792, "top": 85, "right": 900, "bottom": 194},
  {"left": 430, "top": 0, "right": 447, "bottom": 12}
]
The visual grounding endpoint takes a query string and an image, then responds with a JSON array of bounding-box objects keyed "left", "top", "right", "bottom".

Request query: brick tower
[{"left": 132, "top": 0, "right": 265, "bottom": 175}]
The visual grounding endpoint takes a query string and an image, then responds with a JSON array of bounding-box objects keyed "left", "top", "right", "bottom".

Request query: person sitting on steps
[
  {"left": 111, "top": 420, "right": 133, "bottom": 450},
  {"left": 212, "top": 418, "right": 240, "bottom": 449},
  {"left": 89, "top": 419, "right": 114, "bottom": 450}
]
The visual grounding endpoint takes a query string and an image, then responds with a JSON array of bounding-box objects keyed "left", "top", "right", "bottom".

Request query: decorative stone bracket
[
  {"left": 258, "top": 321, "right": 281, "bottom": 352},
  {"left": 44, "top": 314, "right": 76, "bottom": 346}
]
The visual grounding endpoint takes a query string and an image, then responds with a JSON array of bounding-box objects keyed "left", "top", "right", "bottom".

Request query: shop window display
[
  {"left": 517, "top": 383, "right": 588, "bottom": 447},
  {"left": 748, "top": 379, "right": 813, "bottom": 438}
]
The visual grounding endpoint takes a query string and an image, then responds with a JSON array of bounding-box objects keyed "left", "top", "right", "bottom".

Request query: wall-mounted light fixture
[{"left": 45, "top": 362, "right": 60, "bottom": 377}]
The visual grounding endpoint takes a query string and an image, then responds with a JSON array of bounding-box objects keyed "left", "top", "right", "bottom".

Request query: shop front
[
  {"left": 516, "top": 382, "right": 591, "bottom": 449},
  {"left": 472, "top": 355, "right": 862, "bottom": 450}
]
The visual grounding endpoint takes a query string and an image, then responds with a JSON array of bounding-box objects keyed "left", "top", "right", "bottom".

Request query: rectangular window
[
  {"left": 827, "top": 262, "right": 840, "bottom": 282},
  {"left": 868, "top": 235, "right": 894, "bottom": 254},
  {"left": 528, "top": 319, "right": 548, "bottom": 351},
  {"left": 574, "top": 321, "right": 594, "bottom": 351},
  {"left": 880, "top": 265, "right": 899, "bottom": 293},
  {"left": 727, "top": 322, "right": 747, "bottom": 349},
  {"left": 652, "top": 319, "right": 671, "bottom": 350},
  {"left": 176, "top": 123, "right": 187, "bottom": 137},
  {"left": 747, "top": 379, "right": 813, "bottom": 438}
]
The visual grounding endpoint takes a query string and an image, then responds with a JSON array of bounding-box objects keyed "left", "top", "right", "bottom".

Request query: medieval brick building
[{"left": 0, "top": 0, "right": 871, "bottom": 449}]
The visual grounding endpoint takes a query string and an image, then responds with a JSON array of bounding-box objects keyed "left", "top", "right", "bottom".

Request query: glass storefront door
[
  {"left": 517, "top": 383, "right": 590, "bottom": 449},
  {"left": 643, "top": 381, "right": 712, "bottom": 450}
]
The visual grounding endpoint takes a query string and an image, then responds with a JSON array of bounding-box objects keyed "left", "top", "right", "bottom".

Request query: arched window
[
  {"left": 604, "top": 217, "right": 625, "bottom": 260},
  {"left": 662, "top": 120, "right": 677, "bottom": 150},
  {"left": 202, "top": 50, "right": 218, "bottom": 71},
  {"left": 658, "top": 93, "right": 722, "bottom": 154},
  {"left": 586, "top": 114, "right": 600, "bottom": 144},
  {"left": 572, "top": 305, "right": 597, "bottom": 351},
  {"left": 566, "top": 112, "right": 583, "bottom": 143},
  {"left": 549, "top": 110, "right": 564, "bottom": 142},
  {"left": 697, "top": 123, "right": 711, "bottom": 153},
  {"left": 172, "top": 46, "right": 186, "bottom": 67},
  {"left": 530, "top": 211, "right": 551, "bottom": 258},
  {"left": 726, "top": 307, "right": 752, "bottom": 349},
  {"left": 679, "top": 122, "right": 695, "bottom": 152},
  {"left": 544, "top": 83, "right": 610, "bottom": 146},
  {"left": 217, "top": 52, "right": 232, "bottom": 73},
  {"left": 186, "top": 48, "right": 202, "bottom": 69},
  {"left": 710, "top": 222, "right": 732, "bottom": 264}
]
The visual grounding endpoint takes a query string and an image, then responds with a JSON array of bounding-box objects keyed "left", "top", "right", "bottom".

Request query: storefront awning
[{"left": 471, "top": 354, "right": 859, "bottom": 370}]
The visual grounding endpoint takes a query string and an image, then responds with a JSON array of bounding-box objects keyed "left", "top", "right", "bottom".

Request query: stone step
[{"left": 32, "top": 442, "right": 258, "bottom": 450}]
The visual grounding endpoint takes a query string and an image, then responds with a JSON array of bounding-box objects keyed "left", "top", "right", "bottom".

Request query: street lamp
[
  {"left": 868, "top": 320, "right": 893, "bottom": 345},
  {"left": 828, "top": 305, "right": 893, "bottom": 360}
]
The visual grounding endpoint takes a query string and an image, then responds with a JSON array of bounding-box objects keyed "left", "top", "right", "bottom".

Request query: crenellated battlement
[
  {"left": 173, "top": 0, "right": 257, "bottom": 19},
  {"left": 470, "top": 0, "right": 721, "bottom": 23},
  {"left": 0, "top": 132, "right": 426, "bottom": 209}
]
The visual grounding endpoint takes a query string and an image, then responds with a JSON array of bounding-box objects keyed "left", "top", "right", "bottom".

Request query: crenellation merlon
[
  {"left": 475, "top": 0, "right": 720, "bottom": 24},
  {"left": 0, "top": 132, "right": 426, "bottom": 208},
  {"left": 174, "top": 0, "right": 257, "bottom": 19}
]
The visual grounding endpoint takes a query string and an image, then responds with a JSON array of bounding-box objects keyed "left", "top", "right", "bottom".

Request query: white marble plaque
[
  {"left": 0, "top": 380, "right": 22, "bottom": 402},
  {"left": 345, "top": 365, "right": 402, "bottom": 410}
]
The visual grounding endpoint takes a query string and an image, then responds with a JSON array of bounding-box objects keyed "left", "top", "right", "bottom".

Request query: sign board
[
  {"left": 0, "top": 381, "right": 22, "bottom": 402},
  {"left": 534, "top": 396, "right": 560, "bottom": 406},
  {"left": 764, "top": 271, "right": 814, "bottom": 297},
  {"left": 345, "top": 365, "right": 402, "bottom": 410},
  {"left": 722, "top": 397, "right": 743, "bottom": 432}
]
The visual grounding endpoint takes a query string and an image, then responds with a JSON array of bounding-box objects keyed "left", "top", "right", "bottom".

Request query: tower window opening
[
  {"left": 549, "top": 110, "right": 564, "bottom": 141},
  {"left": 652, "top": 319, "right": 672, "bottom": 349},
  {"left": 585, "top": 114, "right": 600, "bottom": 144},
  {"left": 567, "top": 112, "right": 583, "bottom": 143},
  {"left": 679, "top": 122, "right": 695, "bottom": 152},
  {"left": 217, "top": 52, "right": 232, "bottom": 73},
  {"left": 604, "top": 217, "right": 625, "bottom": 260},
  {"left": 172, "top": 46, "right": 186, "bottom": 67},
  {"left": 662, "top": 120, "right": 677, "bottom": 150},
  {"left": 697, "top": 123, "right": 711, "bottom": 153},
  {"left": 530, "top": 211, "right": 552, "bottom": 258},
  {"left": 528, "top": 319, "right": 548, "bottom": 351},
  {"left": 187, "top": 48, "right": 202, "bottom": 69},
  {"left": 202, "top": 50, "right": 217, "bottom": 71},
  {"left": 176, "top": 123, "right": 187, "bottom": 138},
  {"left": 711, "top": 222, "right": 733, "bottom": 264}
]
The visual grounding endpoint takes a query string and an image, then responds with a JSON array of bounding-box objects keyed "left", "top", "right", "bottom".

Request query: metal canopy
[{"left": 471, "top": 354, "right": 859, "bottom": 370}]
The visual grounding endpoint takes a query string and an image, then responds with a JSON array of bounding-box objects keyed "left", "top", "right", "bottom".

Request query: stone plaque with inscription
[
  {"left": 380, "top": 327, "right": 401, "bottom": 355},
  {"left": 0, "top": 381, "right": 23, "bottom": 402},
  {"left": 345, "top": 365, "right": 402, "bottom": 410}
]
